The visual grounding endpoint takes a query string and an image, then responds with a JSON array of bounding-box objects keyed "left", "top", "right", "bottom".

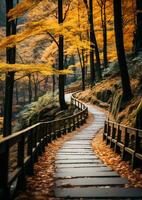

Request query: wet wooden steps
[
  {"left": 54, "top": 103, "right": 142, "bottom": 199},
  {"left": 55, "top": 188, "right": 142, "bottom": 199},
  {"left": 56, "top": 177, "right": 128, "bottom": 187},
  {"left": 56, "top": 170, "right": 119, "bottom": 178}
]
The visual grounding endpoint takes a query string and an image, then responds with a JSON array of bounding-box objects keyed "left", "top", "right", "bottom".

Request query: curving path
[{"left": 54, "top": 99, "right": 142, "bottom": 199}]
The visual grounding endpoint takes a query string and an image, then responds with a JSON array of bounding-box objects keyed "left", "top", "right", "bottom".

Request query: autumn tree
[
  {"left": 97, "top": 0, "right": 108, "bottom": 68},
  {"left": 134, "top": 0, "right": 142, "bottom": 53},
  {"left": 58, "top": 0, "right": 68, "bottom": 110},
  {"left": 113, "top": 0, "right": 132, "bottom": 101},
  {"left": 83, "top": 0, "right": 102, "bottom": 85},
  {"left": 77, "top": 0, "right": 87, "bottom": 91},
  {"left": 3, "top": 0, "right": 16, "bottom": 136}
]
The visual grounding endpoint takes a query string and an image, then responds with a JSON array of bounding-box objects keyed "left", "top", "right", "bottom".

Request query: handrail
[
  {"left": 0, "top": 93, "right": 88, "bottom": 200},
  {"left": 103, "top": 120, "right": 142, "bottom": 169},
  {"left": 104, "top": 120, "right": 141, "bottom": 132}
]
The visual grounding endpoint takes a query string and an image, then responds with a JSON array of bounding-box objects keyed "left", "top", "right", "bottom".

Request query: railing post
[
  {"left": 80, "top": 113, "right": 84, "bottom": 125},
  {"left": 63, "top": 119, "right": 67, "bottom": 135},
  {"left": 83, "top": 111, "right": 86, "bottom": 123},
  {"left": 68, "top": 118, "right": 71, "bottom": 133},
  {"left": 122, "top": 128, "right": 128, "bottom": 160},
  {"left": 33, "top": 126, "right": 38, "bottom": 162},
  {"left": 46, "top": 124, "right": 49, "bottom": 143},
  {"left": 41, "top": 123, "right": 45, "bottom": 152},
  {"left": 72, "top": 117, "right": 76, "bottom": 131},
  {"left": 0, "top": 143, "right": 10, "bottom": 200},
  {"left": 52, "top": 122, "right": 56, "bottom": 140},
  {"left": 17, "top": 134, "right": 26, "bottom": 190},
  {"left": 106, "top": 122, "right": 110, "bottom": 145},
  {"left": 114, "top": 124, "right": 120, "bottom": 153},
  {"left": 44, "top": 123, "right": 47, "bottom": 142},
  {"left": 103, "top": 121, "right": 107, "bottom": 141},
  {"left": 57, "top": 121, "right": 61, "bottom": 138},
  {"left": 27, "top": 130, "right": 34, "bottom": 175},
  {"left": 110, "top": 123, "right": 114, "bottom": 148},
  {"left": 78, "top": 101, "right": 80, "bottom": 108},
  {"left": 132, "top": 130, "right": 138, "bottom": 169},
  {"left": 76, "top": 114, "right": 80, "bottom": 128},
  {"left": 86, "top": 108, "right": 88, "bottom": 117},
  {"left": 37, "top": 125, "right": 42, "bottom": 156},
  {"left": 47, "top": 124, "right": 52, "bottom": 143}
]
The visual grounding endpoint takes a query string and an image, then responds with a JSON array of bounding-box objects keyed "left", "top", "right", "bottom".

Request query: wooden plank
[
  {"left": 55, "top": 188, "right": 142, "bottom": 198},
  {"left": 73, "top": 136, "right": 92, "bottom": 137},
  {"left": 55, "top": 171, "right": 119, "bottom": 178},
  {"left": 65, "top": 142, "right": 90, "bottom": 145},
  {"left": 57, "top": 167, "right": 112, "bottom": 173},
  {"left": 55, "top": 160, "right": 102, "bottom": 164},
  {"left": 62, "top": 145, "right": 92, "bottom": 150},
  {"left": 56, "top": 152, "right": 95, "bottom": 155},
  {"left": 56, "top": 177, "right": 128, "bottom": 187},
  {"left": 56, "top": 155, "right": 98, "bottom": 160},
  {"left": 71, "top": 138, "right": 93, "bottom": 140},
  {"left": 56, "top": 163, "right": 106, "bottom": 168},
  {"left": 62, "top": 145, "right": 91, "bottom": 149},
  {"left": 58, "top": 149, "right": 93, "bottom": 153}
]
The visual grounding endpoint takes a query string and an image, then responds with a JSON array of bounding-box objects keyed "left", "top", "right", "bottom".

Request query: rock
[
  {"left": 96, "top": 90, "right": 112, "bottom": 102},
  {"left": 39, "top": 105, "right": 60, "bottom": 121},
  {"left": 103, "top": 61, "right": 119, "bottom": 77},
  {"left": 110, "top": 90, "right": 123, "bottom": 119}
]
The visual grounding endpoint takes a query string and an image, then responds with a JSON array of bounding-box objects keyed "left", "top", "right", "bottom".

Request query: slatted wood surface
[{"left": 54, "top": 103, "right": 142, "bottom": 199}]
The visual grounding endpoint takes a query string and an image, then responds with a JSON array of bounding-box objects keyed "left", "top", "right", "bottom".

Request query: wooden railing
[
  {"left": 103, "top": 120, "right": 142, "bottom": 169},
  {"left": 0, "top": 94, "right": 88, "bottom": 200}
]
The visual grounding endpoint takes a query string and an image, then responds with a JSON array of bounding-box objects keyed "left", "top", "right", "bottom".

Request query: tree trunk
[
  {"left": 77, "top": 48, "right": 86, "bottom": 91},
  {"left": 89, "top": 0, "right": 96, "bottom": 85},
  {"left": 23, "top": 87, "right": 26, "bottom": 104},
  {"left": 134, "top": 0, "right": 142, "bottom": 53},
  {"left": 15, "top": 82, "right": 19, "bottom": 104},
  {"left": 113, "top": 0, "right": 132, "bottom": 101},
  {"left": 102, "top": 0, "right": 108, "bottom": 68},
  {"left": 58, "top": 0, "right": 67, "bottom": 110},
  {"left": 88, "top": 0, "right": 102, "bottom": 83},
  {"left": 81, "top": 50, "right": 86, "bottom": 91},
  {"left": 28, "top": 74, "right": 32, "bottom": 103},
  {"left": 3, "top": 0, "right": 16, "bottom": 136},
  {"left": 34, "top": 84, "right": 38, "bottom": 101},
  {"left": 103, "top": 21, "right": 108, "bottom": 68},
  {"left": 53, "top": 74, "right": 55, "bottom": 97},
  {"left": 81, "top": 67, "right": 85, "bottom": 91}
]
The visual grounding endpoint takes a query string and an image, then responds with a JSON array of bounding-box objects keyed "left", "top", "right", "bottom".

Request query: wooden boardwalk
[{"left": 54, "top": 103, "right": 142, "bottom": 199}]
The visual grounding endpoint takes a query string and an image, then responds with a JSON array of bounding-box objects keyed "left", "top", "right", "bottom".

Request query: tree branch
[
  {"left": 46, "top": 31, "right": 59, "bottom": 47},
  {"left": 63, "top": 1, "right": 71, "bottom": 21}
]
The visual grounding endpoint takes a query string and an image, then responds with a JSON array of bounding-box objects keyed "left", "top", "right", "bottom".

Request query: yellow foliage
[
  {"left": 0, "top": 0, "right": 136, "bottom": 73},
  {"left": 8, "top": 0, "right": 42, "bottom": 20},
  {"left": 0, "top": 62, "right": 73, "bottom": 75}
]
